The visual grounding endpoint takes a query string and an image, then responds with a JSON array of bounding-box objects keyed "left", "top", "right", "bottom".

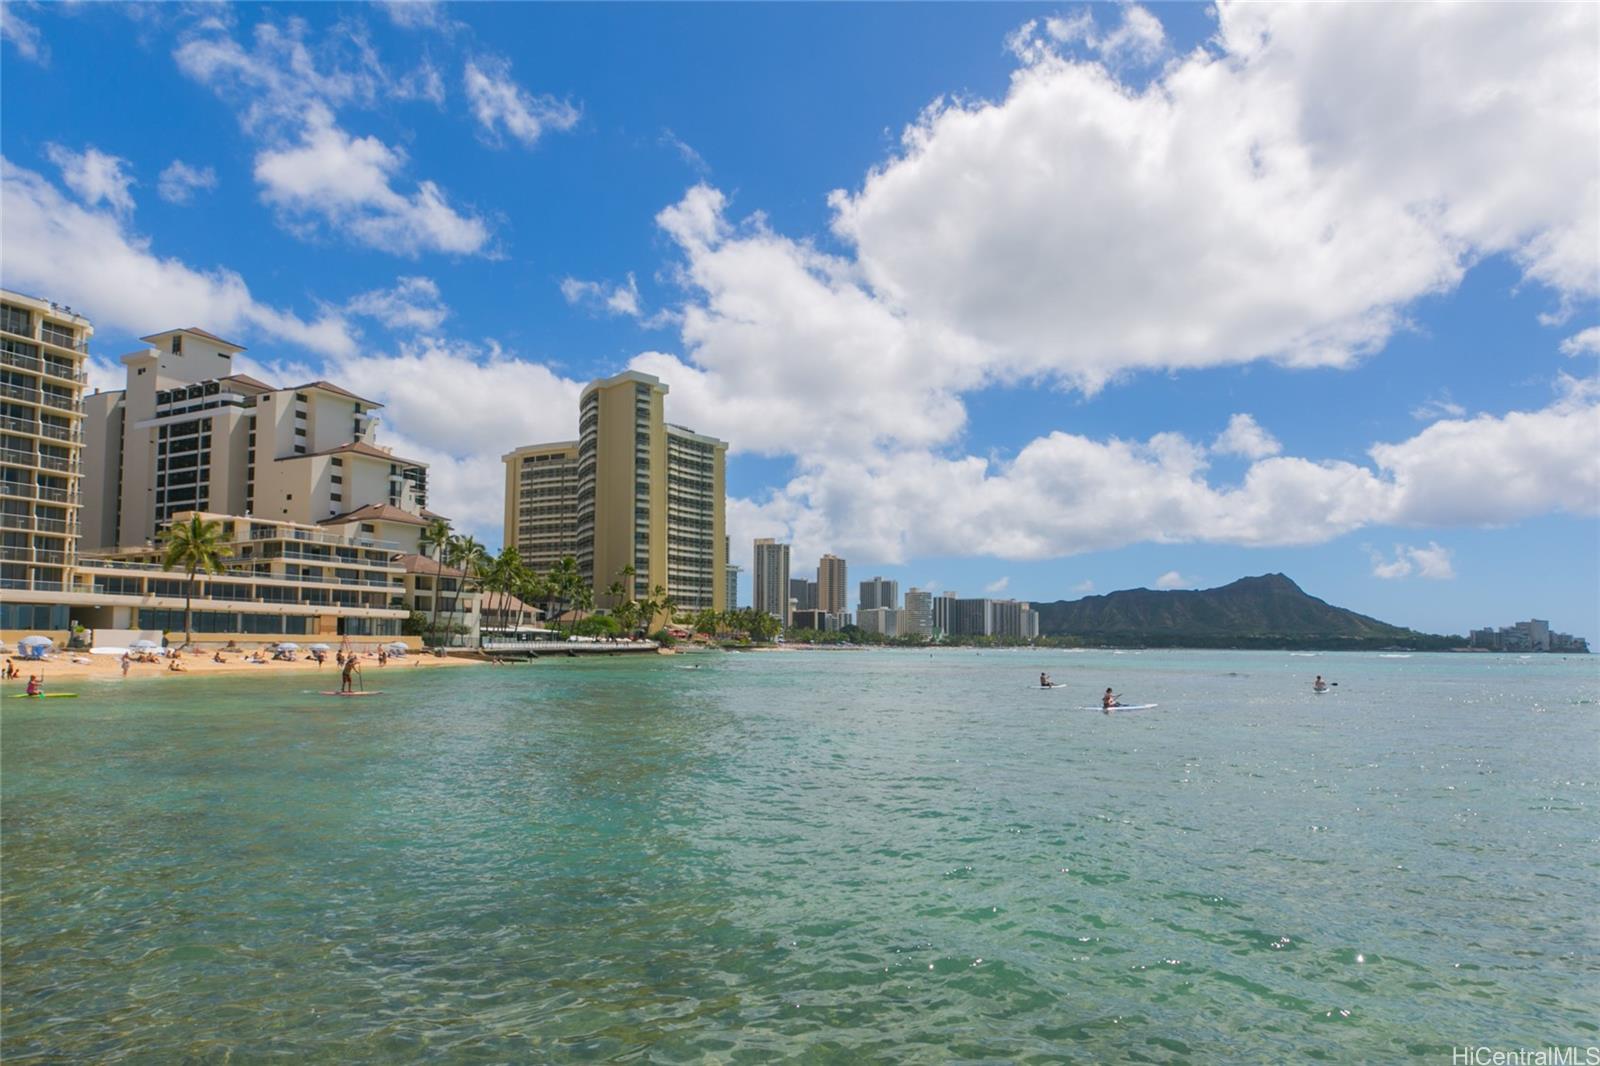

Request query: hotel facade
[
  {"left": 2, "top": 295, "right": 476, "bottom": 646},
  {"left": 503, "top": 370, "right": 728, "bottom": 614},
  {"left": 0, "top": 290, "right": 92, "bottom": 634}
]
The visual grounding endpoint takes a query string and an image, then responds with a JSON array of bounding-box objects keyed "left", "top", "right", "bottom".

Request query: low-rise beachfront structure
[
  {"left": 67, "top": 511, "right": 411, "bottom": 639},
  {"left": 0, "top": 289, "right": 92, "bottom": 643}
]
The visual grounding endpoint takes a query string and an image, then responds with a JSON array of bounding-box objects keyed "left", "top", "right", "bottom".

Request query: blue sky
[{"left": 2, "top": 1, "right": 1596, "bottom": 638}]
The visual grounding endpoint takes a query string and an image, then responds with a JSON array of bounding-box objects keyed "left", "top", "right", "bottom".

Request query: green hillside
[{"left": 1029, "top": 574, "right": 1458, "bottom": 649}]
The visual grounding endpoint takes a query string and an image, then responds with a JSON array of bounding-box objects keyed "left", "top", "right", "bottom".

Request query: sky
[{"left": 1, "top": 1, "right": 1597, "bottom": 638}]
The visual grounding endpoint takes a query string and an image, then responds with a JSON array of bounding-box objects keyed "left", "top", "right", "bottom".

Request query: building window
[{"left": 171, "top": 336, "right": 182, "bottom": 354}]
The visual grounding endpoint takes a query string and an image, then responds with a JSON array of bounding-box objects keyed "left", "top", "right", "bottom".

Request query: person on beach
[
  {"left": 120, "top": 653, "right": 131, "bottom": 677},
  {"left": 168, "top": 658, "right": 186, "bottom": 673},
  {"left": 1102, "top": 687, "right": 1120, "bottom": 712},
  {"left": 378, "top": 648, "right": 387, "bottom": 667},
  {"left": 213, "top": 651, "right": 226, "bottom": 663},
  {"left": 341, "top": 656, "right": 360, "bottom": 693},
  {"left": 26, "top": 674, "right": 42, "bottom": 696},
  {"left": 5, "top": 658, "right": 18, "bottom": 679}
]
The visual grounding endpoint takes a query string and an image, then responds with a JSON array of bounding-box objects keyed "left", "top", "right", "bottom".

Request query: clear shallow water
[{"left": 3, "top": 649, "right": 1596, "bottom": 1062}]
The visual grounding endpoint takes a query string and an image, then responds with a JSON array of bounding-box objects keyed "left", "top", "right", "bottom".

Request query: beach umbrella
[
  {"left": 308, "top": 643, "right": 331, "bottom": 652},
  {"left": 18, "top": 635, "right": 53, "bottom": 648},
  {"left": 274, "top": 642, "right": 301, "bottom": 652},
  {"left": 384, "top": 641, "right": 407, "bottom": 653},
  {"left": 129, "top": 639, "right": 159, "bottom": 651}
]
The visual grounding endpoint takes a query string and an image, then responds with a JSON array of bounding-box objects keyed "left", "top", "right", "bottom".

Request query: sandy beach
[{"left": 1, "top": 648, "right": 481, "bottom": 688}]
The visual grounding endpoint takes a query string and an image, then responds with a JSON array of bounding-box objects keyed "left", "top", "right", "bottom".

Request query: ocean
[{"left": 3, "top": 648, "right": 1596, "bottom": 1061}]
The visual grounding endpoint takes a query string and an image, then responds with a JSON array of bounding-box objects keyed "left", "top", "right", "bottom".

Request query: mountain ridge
[{"left": 1028, "top": 573, "right": 1456, "bottom": 649}]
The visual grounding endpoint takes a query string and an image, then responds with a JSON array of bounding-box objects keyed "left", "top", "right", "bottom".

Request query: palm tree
[
  {"left": 160, "top": 514, "right": 233, "bottom": 648},
  {"left": 444, "top": 535, "right": 486, "bottom": 645},
  {"left": 420, "top": 517, "right": 452, "bottom": 648}
]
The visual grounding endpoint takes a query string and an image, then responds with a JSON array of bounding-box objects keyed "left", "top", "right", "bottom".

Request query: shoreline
[{"left": 1, "top": 649, "right": 480, "bottom": 688}]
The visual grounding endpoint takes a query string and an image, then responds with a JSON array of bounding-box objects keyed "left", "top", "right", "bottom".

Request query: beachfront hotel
[
  {"left": 817, "top": 553, "right": 848, "bottom": 616},
  {"left": 504, "top": 370, "right": 728, "bottom": 613},
  {"left": 0, "top": 290, "right": 93, "bottom": 635},
  {"left": 28, "top": 319, "right": 479, "bottom": 644}
]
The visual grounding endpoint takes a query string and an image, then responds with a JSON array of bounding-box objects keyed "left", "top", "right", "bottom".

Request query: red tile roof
[
  {"left": 286, "top": 380, "right": 383, "bottom": 408},
  {"left": 140, "top": 327, "right": 245, "bottom": 350},
  {"left": 318, "top": 503, "right": 430, "bottom": 528},
  {"left": 280, "top": 440, "right": 427, "bottom": 468},
  {"left": 391, "top": 552, "right": 468, "bottom": 578}
]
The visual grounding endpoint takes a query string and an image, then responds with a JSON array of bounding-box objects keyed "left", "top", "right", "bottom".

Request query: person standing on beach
[
  {"left": 341, "top": 656, "right": 360, "bottom": 693},
  {"left": 120, "top": 653, "right": 131, "bottom": 677}
]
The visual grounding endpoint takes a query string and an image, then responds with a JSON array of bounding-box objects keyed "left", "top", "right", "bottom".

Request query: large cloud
[
  {"left": 724, "top": 391, "right": 1600, "bottom": 569},
  {"left": 0, "top": 157, "right": 355, "bottom": 358},
  {"left": 827, "top": 2, "right": 1596, "bottom": 391},
  {"left": 175, "top": 16, "right": 490, "bottom": 256}
]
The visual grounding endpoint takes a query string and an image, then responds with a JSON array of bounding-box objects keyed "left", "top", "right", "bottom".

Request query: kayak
[
  {"left": 1080, "top": 703, "right": 1158, "bottom": 711},
  {"left": 9, "top": 692, "right": 78, "bottom": 699},
  {"left": 319, "top": 691, "right": 383, "bottom": 697}
]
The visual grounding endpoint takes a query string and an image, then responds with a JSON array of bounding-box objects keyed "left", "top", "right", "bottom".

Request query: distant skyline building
[
  {"left": 901, "top": 588, "right": 933, "bottom": 638},
  {"left": 857, "top": 606, "right": 898, "bottom": 637},
  {"left": 817, "top": 553, "right": 848, "bottom": 615},
  {"left": 790, "top": 577, "right": 818, "bottom": 611},
  {"left": 723, "top": 534, "right": 739, "bottom": 611},
  {"left": 932, "top": 590, "right": 958, "bottom": 638},
  {"left": 792, "top": 608, "right": 842, "bottom": 632},
  {"left": 859, "top": 575, "right": 899, "bottom": 613},
  {"left": 752, "top": 537, "right": 790, "bottom": 624},
  {"left": 1469, "top": 617, "right": 1587, "bottom": 652}
]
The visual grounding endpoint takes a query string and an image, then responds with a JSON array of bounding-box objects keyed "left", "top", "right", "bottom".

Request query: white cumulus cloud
[
  {"left": 464, "top": 55, "right": 579, "bottom": 148},
  {"left": 1561, "top": 327, "right": 1600, "bottom": 357},
  {"left": 1211, "top": 413, "right": 1281, "bottom": 460},
  {"left": 1369, "top": 542, "right": 1456, "bottom": 581},
  {"left": 45, "top": 144, "right": 135, "bottom": 215},
  {"left": 345, "top": 276, "right": 449, "bottom": 332},
  {"left": 0, "top": 157, "right": 355, "bottom": 358},
  {"left": 252, "top": 106, "right": 489, "bottom": 256},
  {"left": 157, "top": 159, "right": 218, "bottom": 204},
  {"left": 560, "top": 274, "right": 641, "bottom": 317},
  {"left": 1154, "top": 571, "right": 1193, "bottom": 590}
]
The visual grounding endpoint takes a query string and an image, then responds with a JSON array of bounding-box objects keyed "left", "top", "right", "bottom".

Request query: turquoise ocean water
[{"left": 2, "top": 649, "right": 1596, "bottom": 1062}]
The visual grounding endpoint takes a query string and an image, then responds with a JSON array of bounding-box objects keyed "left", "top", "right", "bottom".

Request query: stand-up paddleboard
[
  {"left": 319, "top": 691, "right": 384, "bottom": 697},
  {"left": 9, "top": 692, "right": 79, "bottom": 698},
  {"left": 1079, "top": 703, "right": 1158, "bottom": 711}
]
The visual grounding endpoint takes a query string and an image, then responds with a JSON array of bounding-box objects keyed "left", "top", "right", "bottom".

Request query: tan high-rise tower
[
  {"left": 508, "top": 370, "right": 726, "bottom": 613},
  {"left": 0, "top": 290, "right": 91, "bottom": 632},
  {"left": 817, "top": 553, "right": 847, "bottom": 615}
]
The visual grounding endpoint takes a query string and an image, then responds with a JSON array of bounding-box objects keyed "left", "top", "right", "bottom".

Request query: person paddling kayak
[
  {"left": 1102, "top": 687, "right": 1120, "bottom": 712},
  {"left": 1313, "top": 675, "right": 1329, "bottom": 693},
  {"left": 25, "top": 674, "right": 42, "bottom": 697},
  {"left": 1040, "top": 672, "right": 1055, "bottom": 688}
]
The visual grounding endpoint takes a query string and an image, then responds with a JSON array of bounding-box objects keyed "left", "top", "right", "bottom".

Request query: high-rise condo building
[
  {"left": 901, "top": 588, "right": 933, "bottom": 638},
  {"left": 857, "top": 606, "right": 898, "bottom": 637},
  {"left": 817, "top": 553, "right": 847, "bottom": 615},
  {"left": 501, "top": 441, "right": 580, "bottom": 576},
  {"left": 723, "top": 534, "right": 739, "bottom": 611},
  {"left": 752, "top": 537, "right": 790, "bottom": 624},
  {"left": 508, "top": 370, "right": 727, "bottom": 612},
  {"left": 790, "top": 577, "right": 818, "bottom": 611},
  {"left": 932, "top": 590, "right": 958, "bottom": 638},
  {"left": 859, "top": 576, "right": 899, "bottom": 612},
  {"left": 991, "top": 599, "right": 1039, "bottom": 640},
  {"left": 0, "top": 290, "right": 91, "bottom": 632}
]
